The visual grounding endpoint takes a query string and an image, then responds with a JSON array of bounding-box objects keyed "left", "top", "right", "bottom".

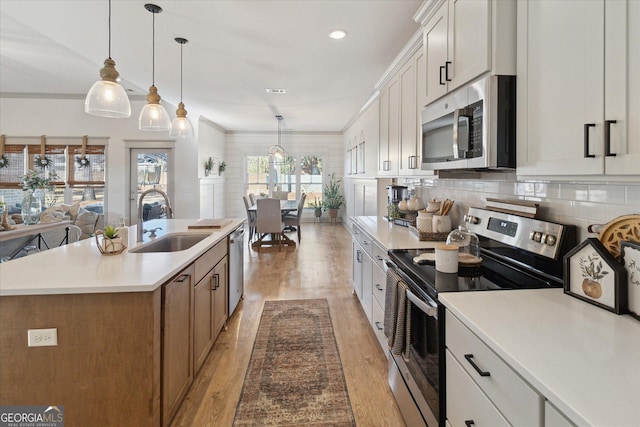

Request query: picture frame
[
  {"left": 563, "top": 238, "right": 627, "bottom": 314},
  {"left": 621, "top": 240, "right": 640, "bottom": 320}
]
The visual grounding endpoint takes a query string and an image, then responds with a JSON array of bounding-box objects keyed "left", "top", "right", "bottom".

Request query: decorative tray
[{"left": 409, "top": 226, "right": 448, "bottom": 241}]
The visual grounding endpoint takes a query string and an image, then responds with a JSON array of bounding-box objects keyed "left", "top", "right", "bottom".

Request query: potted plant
[
  {"left": 21, "top": 169, "right": 58, "bottom": 225},
  {"left": 309, "top": 197, "right": 323, "bottom": 219},
  {"left": 219, "top": 161, "right": 226, "bottom": 175},
  {"left": 204, "top": 157, "right": 214, "bottom": 176},
  {"left": 96, "top": 225, "right": 127, "bottom": 255},
  {"left": 322, "top": 173, "right": 345, "bottom": 224}
]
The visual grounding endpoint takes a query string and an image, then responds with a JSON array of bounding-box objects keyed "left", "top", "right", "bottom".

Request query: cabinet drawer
[
  {"left": 371, "top": 299, "right": 388, "bottom": 355},
  {"left": 352, "top": 224, "right": 373, "bottom": 256},
  {"left": 446, "top": 350, "right": 510, "bottom": 427},
  {"left": 194, "top": 239, "right": 227, "bottom": 284},
  {"left": 545, "top": 401, "right": 576, "bottom": 427},
  {"left": 372, "top": 262, "right": 386, "bottom": 308},
  {"left": 372, "top": 241, "right": 387, "bottom": 271},
  {"left": 446, "top": 311, "right": 543, "bottom": 426}
]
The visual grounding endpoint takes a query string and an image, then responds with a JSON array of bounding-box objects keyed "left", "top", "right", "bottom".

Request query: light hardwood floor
[{"left": 171, "top": 222, "right": 406, "bottom": 427}]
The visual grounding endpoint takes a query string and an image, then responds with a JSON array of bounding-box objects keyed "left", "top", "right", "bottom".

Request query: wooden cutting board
[{"left": 188, "top": 218, "right": 232, "bottom": 229}]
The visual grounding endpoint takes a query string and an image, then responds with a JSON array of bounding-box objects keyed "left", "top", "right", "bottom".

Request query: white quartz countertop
[
  {"left": 351, "top": 216, "right": 445, "bottom": 250},
  {"left": 440, "top": 289, "right": 640, "bottom": 427},
  {"left": 0, "top": 218, "right": 244, "bottom": 296}
]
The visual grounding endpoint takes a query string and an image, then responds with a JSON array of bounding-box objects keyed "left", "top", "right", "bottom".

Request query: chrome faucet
[{"left": 137, "top": 189, "right": 173, "bottom": 242}]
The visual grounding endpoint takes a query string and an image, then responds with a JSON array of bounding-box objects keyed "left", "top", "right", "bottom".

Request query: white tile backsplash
[{"left": 411, "top": 177, "right": 640, "bottom": 240}]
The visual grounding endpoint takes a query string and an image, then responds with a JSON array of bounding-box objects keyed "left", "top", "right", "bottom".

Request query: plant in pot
[
  {"left": 309, "top": 197, "right": 323, "bottom": 219},
  {"left": 204, "top": 157, "right": 214, "bottom": 176},
  {"left": 96, "top": 225, "right": 127, "bottom": 255},
  {"left": 219, "top": 161, "right": 226, "bottom": 175},
  {"left": 322, "top": 173, "right": 345, "bottom": 225}
]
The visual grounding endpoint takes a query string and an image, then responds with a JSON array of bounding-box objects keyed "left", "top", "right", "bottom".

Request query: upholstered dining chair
[
  {"left": 248, "top": 193, "right": 257, "bottom": 206},
  {"left": 242, "top": 195, "right": 257, "bottom": 243},
  {"left": 255, "top": 198, "right": 285, "bottom": 250},
  {"left": 283, "top": 193, "right": 306, "bottom": 243}
]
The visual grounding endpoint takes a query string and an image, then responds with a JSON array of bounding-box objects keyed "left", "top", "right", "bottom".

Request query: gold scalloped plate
[{"left": 597, "top": 214, "right": 640, "bottom": 260}]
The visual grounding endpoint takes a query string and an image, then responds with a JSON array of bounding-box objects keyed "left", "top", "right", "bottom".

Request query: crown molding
[{"left": 374, "top": 28, "right": 423, "bottom": 91}]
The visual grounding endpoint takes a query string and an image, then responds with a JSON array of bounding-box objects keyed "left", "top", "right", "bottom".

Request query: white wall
[
  {"left": 224, "top": 132, "right": 344, "bottom": 220},
  {"left": 0, "top": 96, "right": 213, "bottom": 224}
]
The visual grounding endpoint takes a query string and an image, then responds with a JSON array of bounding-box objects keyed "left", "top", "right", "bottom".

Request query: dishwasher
[{"left": 228, "top": 225, "right": 245, "bottom": 316}]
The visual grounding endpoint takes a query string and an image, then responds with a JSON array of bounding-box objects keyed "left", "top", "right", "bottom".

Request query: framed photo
[
  {"left": 564, "top": 238, "right": 627, "bottom": 314},
  {"left": 621, "top": 241, "right": 640, "bottom": 320}
]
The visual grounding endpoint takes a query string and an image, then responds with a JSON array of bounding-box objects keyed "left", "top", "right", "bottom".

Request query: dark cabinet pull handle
[
  {"left": 439, "top": 66, "right": 446, "bottom": 85},
  {"left": 375, "top": 255, "right": 384, "bottom": 261},
  {"left": 375, "top": 284, "right": 383, "bottom": 291},
  {"left": 176, "top": 274, "right": 190, "bottom": 283},
  {"left": 356, "top": 250, "right": 362, "bottom": 263},
  {"left": 375, "top": 321, "right": 383, "bottom": 330},
  {"left": 465, "top": 421, "right": 475, "bottom": 427},
  {"left": 464, "top": 354, "right": 491, "bottom": 377},
  {"left": 584, "top": 123, "right": 596, "bottom": 158},
  {"left": 605, "top": 120, "right": 617, "bottom": 156},
  {"left": 445, "top": 61, "right": 452, "bottom": 81},
  {"left": 213, "top": 274, "right": 220, "bottom": 290}
]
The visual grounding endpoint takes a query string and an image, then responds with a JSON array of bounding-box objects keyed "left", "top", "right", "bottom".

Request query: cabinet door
[
  {"left": 399, "top": 58, "right": 418, "bottom": 175},
  {"left": 193, "top": 270, "right": 214, "bottom": 374},
  {"left": 604, "top": 0, "right": 640, "bottom": 174},
  {"left": 361, "top": 251, "right": 373, "bottom": 322},
  {"left": 517, "top": 0, "right": 605, "bottom": 176},
  {"left": 352, "top": 240, "right": 363, "bottom": 299},
  {"left": 387, "top": 79, "right": 400, "bottom": 175},
  {"left": 212, "top": 256, "right": 228, "bottom": 336},
  {"left": 448, "top": 0, "right": 490, "bottom": 90},
  {"left": 162, "top": 266, "right": 194, "bottom": 427},
  {"left": 423, "top": 2, "right": 449, "bottom": 105},
  {"left": 378, "top": 87, "right": 390, "bottom": 175}
]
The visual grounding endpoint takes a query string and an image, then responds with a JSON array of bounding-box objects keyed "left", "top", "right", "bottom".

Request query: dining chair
[
  {"left": 242, "top": 195, "right": 257, "bottom": 243},
  {"left": 273, "top": 191, "right": 289, "bottom": 200},
  {"left": 283, "top": 193, "right": 306, "bottom": 243},
  {"left": 255, "top": 198, "right": 285, "bottom": 250},
  {"left": 248, "top": 193, "right": 257, "bottom": 206}
]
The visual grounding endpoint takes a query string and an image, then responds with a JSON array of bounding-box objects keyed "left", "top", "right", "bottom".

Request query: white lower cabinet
[
  {"left": 446, "top": 351, "right": 510, "bottom": 427},
  {"left": 446, "top": 311, "right": 543, "bottom": 427}
]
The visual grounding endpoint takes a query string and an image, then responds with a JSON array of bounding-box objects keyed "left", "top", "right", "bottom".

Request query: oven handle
[{"left": 406, "top": 288, "right": 439, "bottom": 318}]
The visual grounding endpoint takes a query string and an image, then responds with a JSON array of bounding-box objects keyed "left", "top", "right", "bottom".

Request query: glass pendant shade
[
  {"left": 169, "top": 103, "right": 194, "bottom": 138},
  {"left": 85, "top": 76, "right": 131, "bottom": 118},
  {"left": 139, "top": 85, "right": 171, "bottom": 131}
]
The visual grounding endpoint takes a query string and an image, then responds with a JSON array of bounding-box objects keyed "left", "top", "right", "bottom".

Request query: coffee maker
[{"left": 387, "top": 185, "right": 407, "bottom": 220}]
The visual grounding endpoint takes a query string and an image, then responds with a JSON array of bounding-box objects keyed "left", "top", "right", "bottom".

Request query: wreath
[
  {"left": 34, "top": 154, "right": 52, "bottom": 169},
  {"left": 0, "top": 154, "right": 8, "bottom": 169},
  {"left": 76, "top": 156, "right": 91, "bottom": 169}
]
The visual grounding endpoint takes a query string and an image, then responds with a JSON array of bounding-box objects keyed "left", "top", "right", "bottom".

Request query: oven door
[{"left": 387, "top": 263, "right": 445, "bottom": 427}]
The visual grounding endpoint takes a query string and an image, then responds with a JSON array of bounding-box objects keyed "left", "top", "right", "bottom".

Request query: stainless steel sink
[{"left": 129, "top": 233, "right": 210, "bottom": 253}]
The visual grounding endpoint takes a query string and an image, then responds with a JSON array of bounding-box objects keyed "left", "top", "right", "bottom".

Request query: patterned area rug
[{"left": 233, "top": 299, "right": 356, "bottom": 426}]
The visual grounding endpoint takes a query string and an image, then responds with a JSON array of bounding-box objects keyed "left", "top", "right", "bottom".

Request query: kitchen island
[
  {"left": 440, "top": 289, "right": 640, "bottom": 427},
  {"left": 0, "top": 218, "right": 244, "bottom": 427}
]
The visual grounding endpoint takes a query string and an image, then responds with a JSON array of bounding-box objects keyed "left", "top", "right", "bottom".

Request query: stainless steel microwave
[{"left": 421, "top": 75, "right": 516, "bottom": 171}]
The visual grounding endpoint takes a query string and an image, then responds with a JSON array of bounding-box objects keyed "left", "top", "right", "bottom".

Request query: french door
[{"left": 129, "top": 148, "right": 173, "bottom": 224}]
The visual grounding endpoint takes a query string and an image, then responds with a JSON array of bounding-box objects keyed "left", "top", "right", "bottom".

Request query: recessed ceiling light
[
  {"left": 329, "top": 30, "right": 347, "bottom": 40},
  {"left": 266, "top": 88, "right": 287, "bottom": 94}
]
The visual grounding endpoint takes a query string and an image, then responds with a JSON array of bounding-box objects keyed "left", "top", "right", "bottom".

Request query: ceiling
[{"left": 0, "top": 0, "right": 423, "bottom": 132}]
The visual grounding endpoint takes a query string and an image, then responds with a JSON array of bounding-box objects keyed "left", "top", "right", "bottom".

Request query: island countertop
[{"left": 0, "top": 218, "right": 244, "bottom": 296}]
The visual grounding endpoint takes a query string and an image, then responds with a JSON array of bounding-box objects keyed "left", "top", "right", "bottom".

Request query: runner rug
[{"left": 233, "top": 298, "right": 356, "bottom": 426}]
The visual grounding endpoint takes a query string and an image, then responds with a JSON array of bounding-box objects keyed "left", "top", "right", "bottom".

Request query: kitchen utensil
[
  {"left": 440, "top": 199, "right": 454, "bottom": 216},
  {"left": 591, "top": 214, "right": 640, "bottom": 259}
]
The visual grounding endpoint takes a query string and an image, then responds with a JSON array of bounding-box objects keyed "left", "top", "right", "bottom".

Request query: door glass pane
[
  {"left": 131, "top": 150, "right": 171, "bottom": 223},
  {"left": 300, "top": 155, "right": 322, "bottom": 208}
]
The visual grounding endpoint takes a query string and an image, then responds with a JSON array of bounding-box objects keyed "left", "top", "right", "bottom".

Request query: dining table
[{"left": 247, "top": 199, "right": 297, "bottom": 213}]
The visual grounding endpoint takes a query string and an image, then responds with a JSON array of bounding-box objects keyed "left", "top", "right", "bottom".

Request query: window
[
  {"left": 246, "top": 156, "right": 270, "bottom": 198},
  {"left": 300, "top": 155, "right": 323, "bottom": 208}
]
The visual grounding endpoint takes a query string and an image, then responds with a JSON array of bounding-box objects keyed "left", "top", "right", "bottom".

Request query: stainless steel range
[{"left": 385, "top": 207, "right": 577, "bottom": 427}]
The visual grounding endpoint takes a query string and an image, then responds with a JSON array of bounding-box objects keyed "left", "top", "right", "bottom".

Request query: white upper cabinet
[
  {"left": 399, "top": 53, "right": 419, "bottom": 176},
  {"left": 417, "top": 0, "right": 515, "bottom": 106},
  {"left": 517, "top": 0, "right": 640, "bottom": 177},
  {"left": 378, "top": 79, "right": 401, "bottom": 176}
]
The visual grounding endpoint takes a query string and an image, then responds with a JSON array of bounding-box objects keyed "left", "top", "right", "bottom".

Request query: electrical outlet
[{"left": 28, "top": 328, "right": 58, "bottom": 347}]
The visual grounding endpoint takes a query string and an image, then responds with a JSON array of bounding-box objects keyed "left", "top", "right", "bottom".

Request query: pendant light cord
[
  {"left": 152, "top": 11, "right": 156, "bottom": 85},
  {"left": 180, "top": 42, "right": 183, "bottom": 102},
  {"left": 107, "top": 0, "right": 112, "bottom": 59}
]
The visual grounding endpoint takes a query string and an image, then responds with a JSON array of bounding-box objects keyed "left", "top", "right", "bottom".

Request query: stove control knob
[
  {"left": 531, "top": 231, "right": 542, "bottom": 242},
  {"left": 543, "top": 234, "right": 557, "bottom": 246},
  {"left": 464, "top": 215, "right": 480, "bottom": 224}
]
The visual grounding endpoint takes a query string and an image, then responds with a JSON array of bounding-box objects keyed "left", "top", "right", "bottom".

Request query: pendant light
[
  {"left": 169, "top": 37, "right": 194, "bottom": 138},
  {"left": 268, "top": 115, "right": 290, "bottom": 165},
  {"left": 84, "top": 0, "right": 131, "bottom": 118},
  {"left": 139, "top": 3, "right": 171, "bottom": 131}
]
